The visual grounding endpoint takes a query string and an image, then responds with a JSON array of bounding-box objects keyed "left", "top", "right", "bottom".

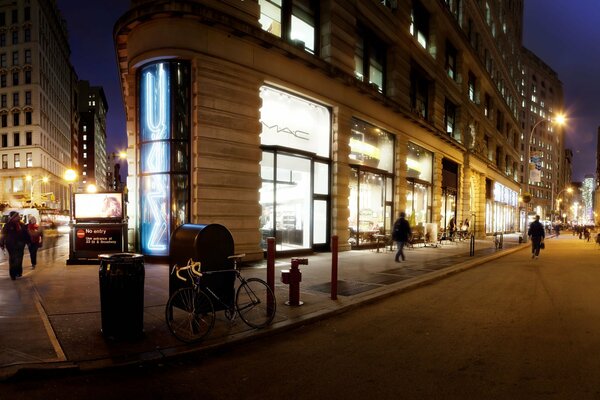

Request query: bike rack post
[
  {"left": 267, "top": 237, "right": 275, "bottom": 312},
  {"left": 331, "top": 235, "right": 338, "bottom": 300}
]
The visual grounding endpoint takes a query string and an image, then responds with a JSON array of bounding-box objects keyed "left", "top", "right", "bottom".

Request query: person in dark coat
[
  {"left": 527, "top": 215, "right": 545, "bottom": 259},
  {"left": 392, "top": 212, "right": 412, "bottom": 262},
  {"left": 27, "top": 216, "right": 43, "bottom": 269},
  {"left": 0, "top": 211, "right": 31, "bottom": 279}
]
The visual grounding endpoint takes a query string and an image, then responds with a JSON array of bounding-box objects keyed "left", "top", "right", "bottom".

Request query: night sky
[
  {"left": 56, "top": 1, "right": 597, "bottom": 181},
  {"left": 523, "top": 0, "right": 600, "bottom": 182}
]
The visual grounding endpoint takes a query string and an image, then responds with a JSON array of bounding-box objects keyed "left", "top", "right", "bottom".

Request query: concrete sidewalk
[{"left": 0, "top": 234, "right": 527, "bottom": 380}]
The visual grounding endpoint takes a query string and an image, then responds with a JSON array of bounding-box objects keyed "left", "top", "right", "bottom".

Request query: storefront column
[
  {"left": 395, "top": 135, "right": 409, "bottom": 217},
  {"left": 460, "top": 164, "right": 473, "bottom": 230},
  {"left": 433, "top": 154, "right": 444, "bottom": 231},
  {"left": 332, "top": 106, "right": 353, "bottom": 251},
  {"left": 193, "top": 58, "right": 264, "bottom": 260},
  {"left": 472, "top": 172, "right": 486, "bottom": 239}
]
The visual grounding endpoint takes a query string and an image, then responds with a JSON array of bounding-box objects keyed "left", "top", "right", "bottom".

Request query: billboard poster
[
  {"left": 529, "top": 151, "right": 542, "bottom": 183},
  {"left": 74, "top": 193, "right": 123, "bottom": 221}
]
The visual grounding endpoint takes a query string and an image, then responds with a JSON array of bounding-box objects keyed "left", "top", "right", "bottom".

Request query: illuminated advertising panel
[{"left": 74, "top": 193, "right": 123, "bottom": 221}]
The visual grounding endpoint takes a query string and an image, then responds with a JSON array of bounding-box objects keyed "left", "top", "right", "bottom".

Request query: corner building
[{"left": 115, "top": 0, "right": 525, "bottom": 259}]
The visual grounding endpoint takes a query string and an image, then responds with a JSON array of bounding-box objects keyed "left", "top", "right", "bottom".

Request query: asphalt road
[{"left": 3, "top": 233, "right": 600, "bottom": 399}]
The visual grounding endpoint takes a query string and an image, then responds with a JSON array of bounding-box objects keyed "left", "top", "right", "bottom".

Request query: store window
[
  {"left": 441, "top": 158, "right": 459, "bottom": 235},
  {"left": 410, "top": 0, "right": 429, "bottom": 49},
  {"left": 260, "top": 86, "right": 331, "bottom": 251},
  {"left": 138, "top": 60, "right": 190, "bottom": 256},
  {"left": 406, "top": 142, "right": 433, "bottom": 238},
  {"left": 347, "top": 119, "right": 394, "bottom": 247}
]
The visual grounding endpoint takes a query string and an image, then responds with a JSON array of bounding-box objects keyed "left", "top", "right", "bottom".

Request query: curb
[{"left": 0, "top": 243, "right": 529, "bottom": 381}]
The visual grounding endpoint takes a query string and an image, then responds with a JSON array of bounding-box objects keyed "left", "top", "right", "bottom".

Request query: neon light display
[{"left": 140, "top": 62, "right": 171, "bottom": 255}]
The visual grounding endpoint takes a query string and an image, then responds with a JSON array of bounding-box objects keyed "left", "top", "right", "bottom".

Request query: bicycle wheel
[
  {"left": 166, "top": 287, "right": 215, "bottom": 343},
  {"left": 235, "top": 278, "right": 276, "bottom": 328}
]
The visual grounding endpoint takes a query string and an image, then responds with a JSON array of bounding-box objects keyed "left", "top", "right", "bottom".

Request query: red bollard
[{"left": 281, "top": 258, "right": 307, "bottom": 306}]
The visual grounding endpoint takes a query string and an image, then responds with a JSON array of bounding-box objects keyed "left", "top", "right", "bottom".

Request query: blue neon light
[{"left": 140, "top": 62, "right": 171, "bottom": 255}]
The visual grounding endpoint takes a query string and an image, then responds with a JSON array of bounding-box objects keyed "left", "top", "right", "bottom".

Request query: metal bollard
[{"left": 281, "top": 258, "right": 307, "bottom": 306}]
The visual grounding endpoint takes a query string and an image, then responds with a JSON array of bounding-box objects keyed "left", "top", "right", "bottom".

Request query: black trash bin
[
  {"left": 169, "top": 224, "right": 235, "bottom": 310},
  {"left": 98, "top": 253, "right": 145, "bottom": 339}
]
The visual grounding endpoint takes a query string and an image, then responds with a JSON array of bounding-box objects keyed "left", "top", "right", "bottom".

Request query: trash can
[
  {"left": 98, "top": 253, "right": 145, "bottom": 339},
  {"left": 169, "top": 224, "right": 235, "bottom": 310}
]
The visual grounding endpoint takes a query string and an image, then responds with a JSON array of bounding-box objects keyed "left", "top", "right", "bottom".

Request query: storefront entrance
[{"left": 259, "top": 86, "right": 331, "bottom": 252}]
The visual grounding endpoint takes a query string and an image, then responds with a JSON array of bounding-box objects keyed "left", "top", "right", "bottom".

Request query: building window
[
  {"left": 83, "top": 134, "right": 87, "bottom": 141},
  {"left": 83, "top": 152, "right": 87, "bottom": 159},
  {"left": 355, "top": 27, "right": 386, "bottom": 93},
  {"left": 25, "top": 70, "right": 30, "bottom": 84},
  {"left": 26, "top": 131, "right": 31, "bottom": 145},
  {"left": 1, "top": 154, "right": 6, "bottom": 169},
  {"left": 11, "top": 9, "right": 17, "bottom": 24},
  {"left": 24, "top": 28, "right": 30, "bottom": 43},
  {"left": 12, "top": 92, "right": 18, "bottom": 106},
  {"left": 25, "top": 111, "right": 31, "bottom": 125},
  {"left": 258, "top": 0, "right": 318, "bottom": 54},
  {"left": 83, "top": 143, "right": 87, "bottom": 150},
  {"left": 1, "top": 114, "right": 6, "bottom": 127},
  {"left": 26, "top": 152, "right": 32, "bottom": 167},
  {"left": 13, "top": 132, "right": 19, "bottom": 146},
  {"left": 83, "top": 125, "right": 87, "bottom": 132},
  {"left": 484, "top": 93, "right": 491, "bottom": 117},
  {"left": 445, "top": 41, "right": 457, "bottom": 80},
  {"left": 12, "top": 71, "right": 18, "bottom": 85},
  {"left": 444, "top": 99, "right": 456, "bottom": 136},
  {"left": 25, "top": 91, "right": 31, "bottom": 105},
  {"left": 410, "top": 0, "right": 429, "bottom": 49},
  {"left": 468, "top": 72, "right": 476, "bottom": 102},
  {"left": 24, "top": 7, "right": 30, "bottom": 21},
  {"left": 12, "top": 50, "right": 17, "bottom": 65},
  {"left": 1, "top": 74, "right": 6, "bottom": 88},
  {"left": 0, "top": 33, "right": 5, "bottom": 47},
  {"left": 1, "top": 133, "right": 6, "bottom": 147},
  {"left": 24, "top": 49, "right": 31, "bottom": 64},
  {"left": 0, "top": 12, "right": 4, "bottom": 26},
  {"left": 410, "top": 69, "right": 429, "bottom": 119},
  {"left": 14, "top": 153, "right": 19, "bottom": 168},
  {"left": 1, "top": 94, "right": 6, "bottom": 108},
  {"left": 11, "top": 31, "right": 17, "bottom": 45},
  {"left": 13, "top": 112, "right": 19, "bottom": 126},
  {"left": 0, "top": 53, "right": 6, "bottom": 68}
]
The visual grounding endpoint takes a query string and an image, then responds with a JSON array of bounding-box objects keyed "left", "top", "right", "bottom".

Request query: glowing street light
[
  {"left": 25, "top": 175, "right": 49, "bottom": 206},
  {"left": 63, "top": 169, "right": 77, "bottom": 223}
]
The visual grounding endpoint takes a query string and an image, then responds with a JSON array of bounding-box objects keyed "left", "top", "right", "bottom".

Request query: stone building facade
[{"left": 114, "top": 0, "right": 533, "bottom": 259}]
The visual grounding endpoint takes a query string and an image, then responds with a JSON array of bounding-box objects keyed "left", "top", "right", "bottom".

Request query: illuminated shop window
[{"left": 139, "top": 61, "right": 190, "bottom": 256}]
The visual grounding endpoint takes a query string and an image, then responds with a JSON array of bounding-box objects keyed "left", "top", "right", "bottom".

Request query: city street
[{"left": 3, "top": 233, "right": 600, "bottom": 399}]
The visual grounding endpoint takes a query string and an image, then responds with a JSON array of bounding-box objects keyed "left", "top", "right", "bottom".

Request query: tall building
[
  {"left": 0, "top": 0, "right": 75, "bottom": 211},
  {"left": 77, "top": 81, "right": 108, "bottom": 190},
  {"left": 521, "top": 48, "right": 565, "bottom": 221},
  {"left": 114, "top": 0, "right": 559, "bottom": 259}
]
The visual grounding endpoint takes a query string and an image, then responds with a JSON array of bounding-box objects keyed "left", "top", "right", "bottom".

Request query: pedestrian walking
[
  {"left": 44, "top": 221, "right": 59, "bottom": 259},
  {"left": 392, "top": 212, "right": 412, "bottom": 262},
  {"left": 27, "top": 216, "right": 43, "bottom": 269},
  {"left": 0, "top": 211, "right": 31, "bottom": 280},
  {"left": 527, "top": 215, "right": 545, "bottom": 259}
]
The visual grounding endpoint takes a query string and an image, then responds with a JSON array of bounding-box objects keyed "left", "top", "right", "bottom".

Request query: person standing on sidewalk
[
  {"left": 0, "top": 211, "right": 31, "bottom": 279},
  {"left": 392, "top": 212, "right": 412, "bottom": 262},
  {"left": 527, "top": 215, "right": 545, "bottom": 259},
  {"left": 27, "top": 216, "right": 42, "bottom": 269}
]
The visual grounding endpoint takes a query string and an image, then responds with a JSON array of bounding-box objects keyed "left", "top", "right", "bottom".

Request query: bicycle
[{"left": 165, "top": 254, "right": 276, "bottom": 343}]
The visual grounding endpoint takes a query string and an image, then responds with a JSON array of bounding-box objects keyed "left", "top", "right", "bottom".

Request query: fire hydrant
[{"left": 281, "top": 258, "right": 307, "bottom": 306}]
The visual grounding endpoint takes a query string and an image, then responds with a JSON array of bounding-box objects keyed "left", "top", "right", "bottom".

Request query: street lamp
[
  {"left": 25, "top": 175, "right": 49, "bottom": 207},
  {"left": 63, "top": 169, "right": 77, "bottom": 223},
  {"left": 522, "top": 113, "right": 566, "bottom": 242},
  {"left": 554, "top": 187, "right": 573, "bottom": 222}
]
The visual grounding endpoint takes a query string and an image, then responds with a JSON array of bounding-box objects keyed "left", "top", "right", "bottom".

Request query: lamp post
[
  {"left": 554, "top": 187, "right": 573, "bottom": 223},
  {"left": 25, "top": 175, "right": 49, "bottom": 207},
  {"left": 522, "top": 113, "right": 566, "bottom": 242}
]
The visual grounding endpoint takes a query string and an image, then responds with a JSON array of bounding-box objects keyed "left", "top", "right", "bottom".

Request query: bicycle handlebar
[{"left": 172, "top": 258, "right": 202, "bottom": 282}]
